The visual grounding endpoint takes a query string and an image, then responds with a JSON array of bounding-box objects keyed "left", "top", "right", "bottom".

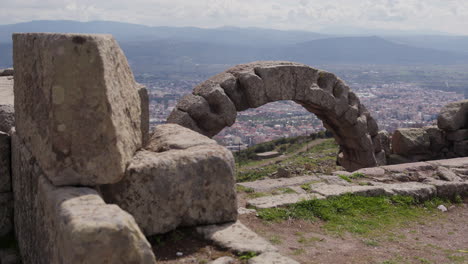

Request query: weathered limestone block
[
  {"left": 248, "top": 252, "right": 300, "bottom": 264},
  {"left": 219, "top": 73, "right": 250, "bottom": 111},
  {"left": 447, "top": 129, "right": 468, "bottom": 142},
  {"left": 196, "top": 221, "right": 277, "bottom": 254},
  {"left": 101, "top": 124, "right": 237, "bottom": 235},
  {"left": 0, "top": 105, "right": 14, "bottom": 133},
  {"left": 13, "top": 33, "right": 147, "bottom": 186},
  {"left": 238, "top": 72, "right": 269, "bottom": 108},
  {"left": 146, "top": 123, "right": 217, "bottom": 152},
  {"left": 0, "top": 132, "right": 11, "bottom": 193},
  {"left": 437, "top": 100, "right": 468, "bottom": 131},
  {"left": 166, "top": 108, "right": 204, "bottom": 134},
  {"left": 11, "top": 132, "right": 156, "bottom": 264},
  {"left": 173, "top": 94, "right": 226, "bottom": 136},
  {"left": 392, "top": 128, "right": 430, "bottom": 155},
  {"left": 454, "top": 140, "right": 468, "bottom": 156},
  {"left": 0, "top": 193, "right": 13, "bottom": 237},
  {"left": 424, "top": 126, "right": 446, "bottom": 152},
  {"left": 193, "top": 83, "right": 237, "bottom": 128},
  {"left": 255, "top": 64, "right": 318, "bottom": 101}
]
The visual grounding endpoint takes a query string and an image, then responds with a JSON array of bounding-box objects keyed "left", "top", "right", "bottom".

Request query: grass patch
[
  {"left": 236, "top": 185, "right": 254, "bottom": 193},
  {"left": 238, "top": 251, "right": 258, "bottom": 260},
  {"left": 338, "top": 172, "right": 366, "bottom": 183},
  {"left": 338, "top": 174, "right": 352, "bottom": 183},
  {"left": 257, "top": 194, "right": 452, "bottom": 235}
]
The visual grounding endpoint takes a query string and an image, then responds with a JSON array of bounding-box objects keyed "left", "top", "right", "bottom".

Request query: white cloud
[{"left": 0, "top": 0, "right": 468, "bottom": 35}]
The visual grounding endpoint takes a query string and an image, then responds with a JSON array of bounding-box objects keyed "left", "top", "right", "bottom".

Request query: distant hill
[
  {"left": 1, "top": 20, "right": 468, "bottom": 69},
  {"left": 0, "top": 20, "right": 327, "bottom": 46},
  {"left": 286, "top": 36, "right": 468, "bottom": 64}
]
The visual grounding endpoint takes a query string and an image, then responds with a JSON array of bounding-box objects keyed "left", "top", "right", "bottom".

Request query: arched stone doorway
[{"left": 167, "top": 61, "right": 385, "bottom": 171}]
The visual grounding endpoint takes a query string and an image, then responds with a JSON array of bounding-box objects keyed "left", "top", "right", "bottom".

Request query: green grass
[
  {"left": 338, "top": 172, "right": 366, "bottom": 183},
  {"left": 238, "top": 251, "right": 258, "bottom": 260},
  {"left": 236, "top": 185, "right": 254, "bottom": 193},
  {"left": 257, "top": 194, "right": 453, "bottom": 235},
  {"left": 236, "top": 138, "right": 341, "bottom": 182}
]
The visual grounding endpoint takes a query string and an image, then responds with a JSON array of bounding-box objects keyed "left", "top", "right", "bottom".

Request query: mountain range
[{"left": 1, "top": 20, "right": 468, "bottom": 69}]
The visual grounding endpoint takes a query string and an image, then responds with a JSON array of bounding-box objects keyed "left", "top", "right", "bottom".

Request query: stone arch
[{"left": 167, "top": 61, "right": 385, "bottom": 171}]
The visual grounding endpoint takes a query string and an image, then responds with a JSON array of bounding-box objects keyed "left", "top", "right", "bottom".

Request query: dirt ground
[
  {"left": 239, "top": 201, "right": 468, "bottom": 264},
  {"left": 152, "top": 200, "right": 467, "bottom": 264}
]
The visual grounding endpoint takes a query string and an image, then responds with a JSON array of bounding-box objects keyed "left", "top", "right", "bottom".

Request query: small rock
[
  {"left": 176, "top": 252, "right": 183, "bottom": 257},
  {"left": 437, "top": 205, "right": 448, "bottom": 212},
  {"left": 238, "top": 207, "right": 256, "bottom": 215},
  {"left": 209, "top": 256, "right": 235, "bottom": 264}
]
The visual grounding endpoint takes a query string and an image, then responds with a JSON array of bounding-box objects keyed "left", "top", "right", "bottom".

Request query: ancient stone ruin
[
  {"left": 0, "top": 32, "right": 466, "bottom": 264},
  {"left": 2, "top": 33, "right": 239, "bottom": 264},
  {"left": 167, "top": 62, "right": 387, "bottom": 171},
  {"left": 390, "top": 100, "right": 468, "bottom": 163}
]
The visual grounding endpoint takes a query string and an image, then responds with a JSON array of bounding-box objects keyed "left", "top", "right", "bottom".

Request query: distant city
[{"left": 138, "top": 72, "right": 463, "bottom": 148}]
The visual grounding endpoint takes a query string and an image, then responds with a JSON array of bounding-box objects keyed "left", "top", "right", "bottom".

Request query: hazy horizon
[{"left": 1, "top": 0, "right": 468, "bottom": 35}]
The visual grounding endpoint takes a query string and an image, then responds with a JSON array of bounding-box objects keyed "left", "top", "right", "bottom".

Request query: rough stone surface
[
  {"left": 0, "top": 105, "right": 14, "bottom": 133},
  {"left": 248, "top": 252, "right": 300, "bottom": 264},
  {"left": 0, "top": 77, "right": 14, "bottom": 106},
  {"left": 311, "top": 184, "right": 386, "bottom": 198},
  {"left": 247, "top": 193, "right": 324, "bottom": 209},
  {"left": 196, "top": 221, "right": 278, "bottom": 254},
  {"left": 13, "top": 33, "right": 146, "bottom": 186},
  {"left": 0, "top": 193, "right": 13, "bottom": 237},
  {"left": 11, "top": 132, "right": 156, "bottom": 264},
  {"left": 446, "top": 129, "right": 468, "bottom": 142},
  {"left": 146, "top": 124, "right": 217, "bottom": 152},
  {"left": 437, "top": 100, "right": 468, "bottom": 131},
  {"left": 101, "top": 124, "right": 237, "bottom": 236},
  {"left": 237, "top": 175, "right": 321, "bottom": 192},
  {"left": 168, "top": 61, "right": 381, "bottom": 171},
  {"left": 0, "top": 132, "right": 11, "bottom": 193},
  {"left": 0, "top": 248, "right": 21, "bottom": 264},
  {"left": 425, "top": 126, "right": 446, "bottom": 152},
  {"left": 377, "top": 182, "right": 436, "bottom": 200},
  {"left": 453, "top": 140, "right": 468, "bottom": 156},
  {"left": 428, "top": 180, "right": 468, "bottom": 198},
  {"left": 238, "top": 207, "right": 257, "bottom": 215},
  {"left": 210, "top": 256, "right": 235, "bottom": 264},
  {"left": 437, "top": 166, "right": 462, "bottom": 182},
  {"left": 392, "top": 128, "right": 430, "bottom": 155}
]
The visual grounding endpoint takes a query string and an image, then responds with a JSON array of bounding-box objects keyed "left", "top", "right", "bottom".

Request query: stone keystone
[{"left": 13, "top": 33, "right": 148, "bottom": 186}]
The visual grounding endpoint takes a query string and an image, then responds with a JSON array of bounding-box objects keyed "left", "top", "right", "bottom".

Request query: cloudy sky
[{"left": 1, "top": 0, "right": 468, "bottom": 35}]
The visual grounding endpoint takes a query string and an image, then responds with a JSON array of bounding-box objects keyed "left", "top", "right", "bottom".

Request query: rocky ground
[{"left": 151, "top": 152, "right": 468, "bottom": 264}]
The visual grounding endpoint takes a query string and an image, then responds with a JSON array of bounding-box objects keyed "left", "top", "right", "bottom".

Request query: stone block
[
  {"left": 248, "top": 252, "right": 300, "bottom": 264},
  {"left": 0, "top": 132, "right": 11, "bottom": 192},
  {"left": 424, "top": 126, "right": 446, "bottom": 152},
  {"left": 447, "top": 129, "right": 468, "bottom": 142},
  {"left": 13, "top": 33, "right": 146, "bottom": 186},
  {"left": 392, "top": 128, "right": 430, "bottom": 155},
  {"left": 0, "top": 105, "right": 14, "bottom": 133},
  {"left": 454, "top": 140, "right": 468, "bottom": 156},
  {"left": 255, "top": 64, "right": 318, "bottom": 101},
  {"left": 101, "top": 124, "right": 237, "bottom": 235},
  {"left": 438, "top": 100, "right": 468, "bottom": 131},
  {"left": 11, "top": 132, "right": 156, "bottom": 264},
  {"left": 247, "top": 193, "right": 324, "bottom": 209},
  {"left": 0, "top": 193, "right": 13, "bottom": 237},
  {"left": 196, "top": 221, "right": 277, "bottom": 254}
]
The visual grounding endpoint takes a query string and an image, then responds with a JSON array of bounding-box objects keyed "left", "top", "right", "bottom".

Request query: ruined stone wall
[
  {"left": 0, "top": 33, "right": 238, "bottom": 264},
  {"left": 390, "top": 100, "right": 468, "bottom": 163}
]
